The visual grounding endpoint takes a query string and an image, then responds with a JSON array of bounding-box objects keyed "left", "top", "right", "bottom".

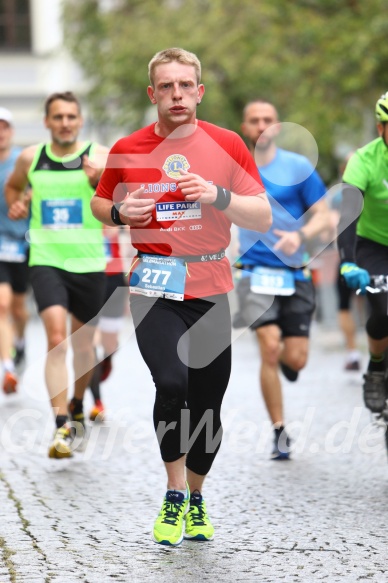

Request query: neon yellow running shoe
[
  {"left": 48, "top": 426, "right": 73, "bottom": 459},
  {"left": 184, "top": 490, "right": 214, "bottom": 541},
  {"left": 68, "top": 398, "right": 88, "bottom": 451},
  {"left": 153, "top": 489, "right": 190, "bottom": 546}
]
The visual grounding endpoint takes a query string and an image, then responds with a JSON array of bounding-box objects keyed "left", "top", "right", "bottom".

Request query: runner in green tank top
[
  {"left": 337, "top": 91, "right": 388, "bottom": 415},
  {"left": 27, "top": 141, "right": 106, "bottom": 272},
  {"left": 5, "top": 92, "right": 109, "bottom": 458}
]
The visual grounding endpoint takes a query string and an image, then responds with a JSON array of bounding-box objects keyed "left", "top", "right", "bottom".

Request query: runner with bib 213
[{"left": 234, "top": 99, "right": 330, "bottom": 461}]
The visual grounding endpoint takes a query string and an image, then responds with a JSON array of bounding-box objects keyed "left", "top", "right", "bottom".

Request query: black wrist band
[
  {"left": 212, "top": 185, "right": 232, "bottom": 210},
  {"left": 111, "top": 202, "right": 125, "bottom": 226}
]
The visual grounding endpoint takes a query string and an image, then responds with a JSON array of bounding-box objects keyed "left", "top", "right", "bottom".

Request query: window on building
[{"left": 0, "top": 0, "right": 31, "bottom": 51}]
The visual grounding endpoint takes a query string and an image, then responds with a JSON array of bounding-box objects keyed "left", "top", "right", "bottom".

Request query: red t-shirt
[{"left": 96, "top": 120, "right": 264, "bottom": 299}]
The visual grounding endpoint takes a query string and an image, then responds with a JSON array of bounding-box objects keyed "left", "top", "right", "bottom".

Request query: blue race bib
[
  {"left": 250, "top": 266, "right": 295, "bottom": 296},
  {"left": 41, "top": 199, "right": 83, "bottom": 229},
  {"left": 129, "top": 254, "right": 187, "bottom": 301},
  {"left": 0, "top": 236, "right": 27, "bottom": 262}
]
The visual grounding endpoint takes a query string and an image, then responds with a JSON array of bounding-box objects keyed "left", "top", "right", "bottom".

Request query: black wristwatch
[{"left": 111, "top": 203, "right": 125, "bottom": 226}]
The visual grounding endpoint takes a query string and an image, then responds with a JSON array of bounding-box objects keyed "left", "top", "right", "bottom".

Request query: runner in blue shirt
[
  {"left": 235, "top": 99, "right": 329, "bottom": 459},
  {"left": 0, "top": 107, "right": 29, "bottom": 394}
]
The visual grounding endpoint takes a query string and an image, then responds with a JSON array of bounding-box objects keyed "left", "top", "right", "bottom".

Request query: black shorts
[
  {"left": 101, "top": 272, "right": 128, "bottom": 319},
  {"left": 356, "top": 236, "right": 388, "bottom": 275},
  {"left": 29, "top": 265, "right": 106, "bottom": 325},
  {"left": 356, "top": 236, "right": 388, "bottom": 321},
  {"left": 236, "top": 276, "right": 315, "bottom": 337},
  {"left": 0, "top": 260, "right": 29, "bottom": 294}
]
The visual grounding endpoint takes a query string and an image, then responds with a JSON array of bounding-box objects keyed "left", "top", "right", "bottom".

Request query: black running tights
[{"left": 130, "top": 293, "right": 231, "bottom": 476}]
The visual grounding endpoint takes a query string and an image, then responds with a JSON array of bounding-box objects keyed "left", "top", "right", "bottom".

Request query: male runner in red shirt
[{"left": 91, "top": 47, "right": 271, "bottom": 546}]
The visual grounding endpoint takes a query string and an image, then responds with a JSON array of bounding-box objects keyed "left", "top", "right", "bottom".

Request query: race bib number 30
[
  {"left": 41, "top": 199, "right": 83, "bottom": 229},
  {"left": 129, "top": 255, "right": 186, "bottom": 301},
  {"left": 250, "top": 266, "right": 295, "bottom": 296}
]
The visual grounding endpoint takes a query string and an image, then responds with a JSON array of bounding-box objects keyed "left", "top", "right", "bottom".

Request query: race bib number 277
[{"left": 129, "top": 254, "right": 187, "bottom": 301}]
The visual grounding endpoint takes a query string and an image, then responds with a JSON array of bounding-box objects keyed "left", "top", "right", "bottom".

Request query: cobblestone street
[{"left": 0, "top": 307, "right": 387, "bottom": 583}]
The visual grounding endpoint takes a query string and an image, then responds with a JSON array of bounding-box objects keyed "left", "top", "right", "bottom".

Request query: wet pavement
[{"left": 0, "top": 305, "right": 387, "bottom": 582}]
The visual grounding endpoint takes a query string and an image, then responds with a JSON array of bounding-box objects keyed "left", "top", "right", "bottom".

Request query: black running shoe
[
  {"left": 362, "top": 371, "right": 387, "bottom": 413},
  {"left": 280, "top": 362, "right": 299, "bottom": 382},
  {"left": 13, "top": 346, "right": 26, "bottom": 371},
  {"left": 68, "top": 399, "right": 88, "bottom": 452},
  {"left": 13, "top": 346, "right": 25, "bottom": 366},
  {"left": 345, "top": 359, "right": 361, "bottom": 371},
  {"left": 271, "top": 426, "right": 292, "bottom": 460}
]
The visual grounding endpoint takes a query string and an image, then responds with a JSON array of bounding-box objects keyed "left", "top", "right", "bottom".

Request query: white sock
[
  {"left": 3, "top": 360, "right": 15, "bottom": 373},
  {"left": 346, "top": 350, "right": 361, "bottom": 362}
]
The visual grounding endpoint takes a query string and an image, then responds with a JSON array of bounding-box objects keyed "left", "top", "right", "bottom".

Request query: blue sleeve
[{"left": 300, "top": 166, "right": 326, "bottom": 210}]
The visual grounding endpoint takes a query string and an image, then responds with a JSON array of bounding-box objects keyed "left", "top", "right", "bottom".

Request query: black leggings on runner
[
  {"left": 356, "top": 237, "right": 388, "bottom": 340},
  {"left": 130, "top": 293, "right": 231, "bottom": 476}
]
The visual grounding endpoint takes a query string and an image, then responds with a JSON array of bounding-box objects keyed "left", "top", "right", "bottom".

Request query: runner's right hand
[{"left": 120, "top": 187, "right": 155, "bottom": 227}]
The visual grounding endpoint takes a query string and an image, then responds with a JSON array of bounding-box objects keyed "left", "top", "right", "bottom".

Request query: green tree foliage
[{"left": 63, "top": 0, "right": 388, "bottom": 180}]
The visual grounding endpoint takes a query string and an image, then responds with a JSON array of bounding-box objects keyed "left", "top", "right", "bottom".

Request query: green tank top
[
  {"left": 343, "top": 137, "right": 388, "bottom": 246},
  {"left": 28, "top": 142, "right": 106, "bottom": 273}
]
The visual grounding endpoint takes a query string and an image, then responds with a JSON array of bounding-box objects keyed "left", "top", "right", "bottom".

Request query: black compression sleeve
[{"left": 337, "top": 183, "right": 364, "bottom": 264}]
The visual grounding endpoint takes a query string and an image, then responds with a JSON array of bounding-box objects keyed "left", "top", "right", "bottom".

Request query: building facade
[{"left": 0, "top": 0, "right": 95, "bottom": 146}]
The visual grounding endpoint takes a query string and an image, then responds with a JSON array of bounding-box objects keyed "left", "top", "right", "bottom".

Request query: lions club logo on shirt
[{"left": 162, "top": 154, "right": 190, "bottom": 179}]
